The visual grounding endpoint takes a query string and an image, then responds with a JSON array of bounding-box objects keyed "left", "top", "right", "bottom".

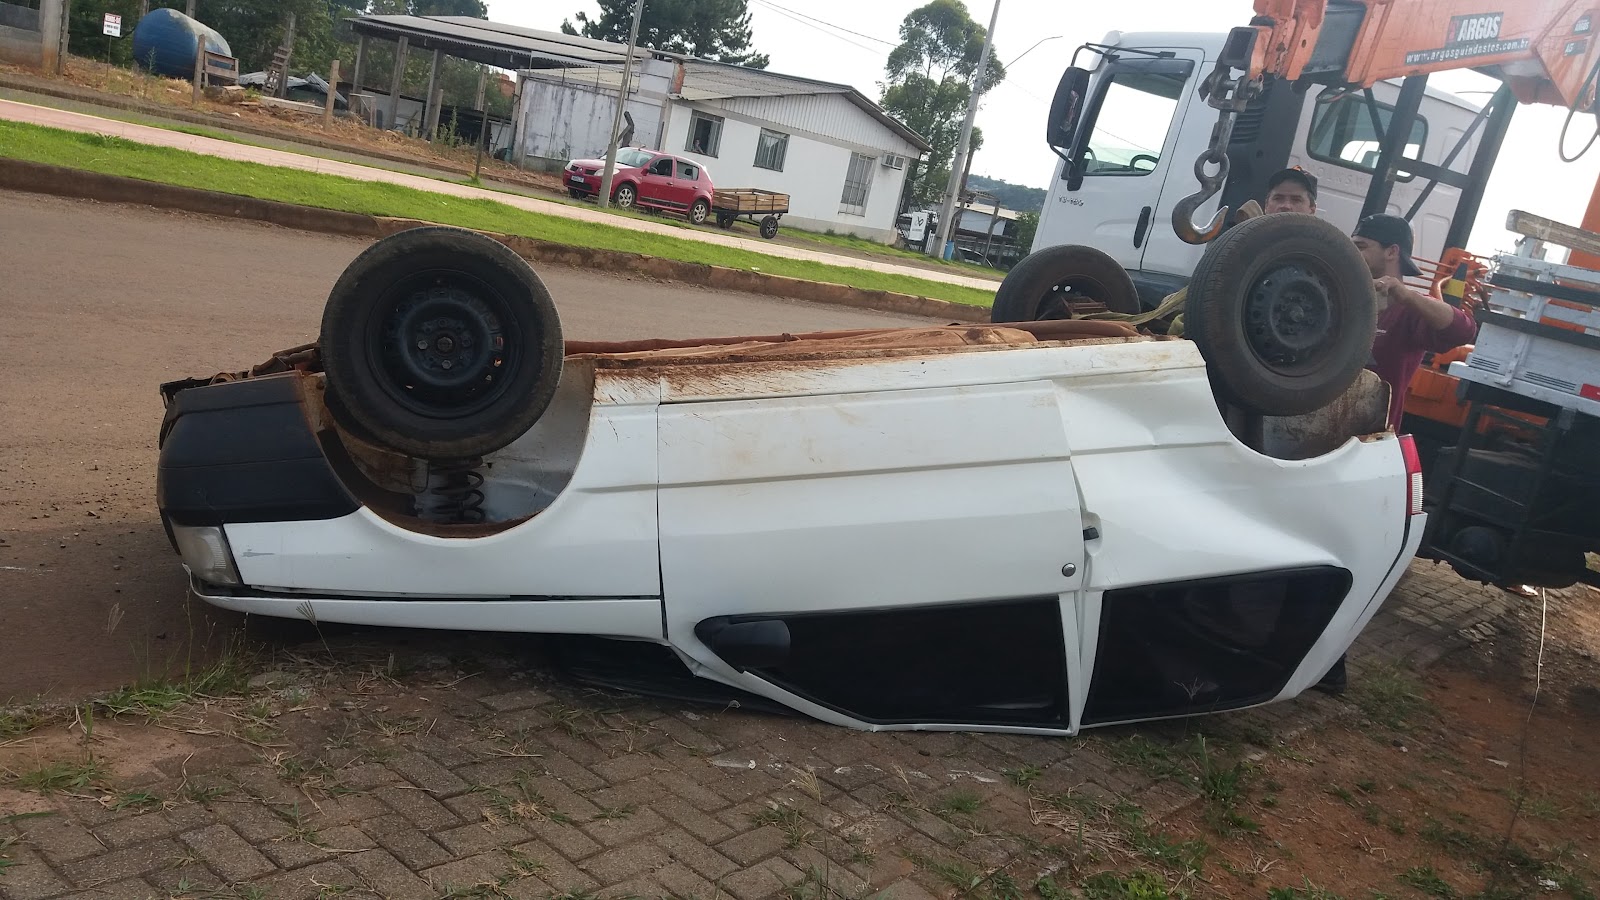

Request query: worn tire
[
  {"left": 759, "top": 216, "right": 779, "bottom": 239},
  {"left": 717, "top": 212, "right": 736, "bottom": 229},
  {"left": 319, "top": 226, "right": 564, "bottom": 460},
  {"left": 990, "top": 244, "right": 1140, "bottom": 322},
  {"left": 1184, "top": 213, "right": 1376, "bottom": 417}
]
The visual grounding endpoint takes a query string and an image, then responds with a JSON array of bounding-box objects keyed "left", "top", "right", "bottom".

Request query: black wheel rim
[
  {"left": 367, "top": 272, "right": 524, "bottom": 420},
  {"left": 1033, "top": 274, "right": 1119, "bottom": 319},
  {"left": 1242, "top": 257, "right": 1337, "bottom": 374}
]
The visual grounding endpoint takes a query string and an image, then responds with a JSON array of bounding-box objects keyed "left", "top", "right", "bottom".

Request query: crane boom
[{"left": 1173, "top": 0, "right": 1600, "bottom": 243}]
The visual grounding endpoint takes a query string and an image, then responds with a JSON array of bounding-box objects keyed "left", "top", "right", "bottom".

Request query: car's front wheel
[{"left": 612, "top": 183, "right": 636, "bottom": 209}]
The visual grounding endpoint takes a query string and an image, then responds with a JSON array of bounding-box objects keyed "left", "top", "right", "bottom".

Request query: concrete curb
[{"left": 0, "top": 157, "right": 991, "bottom": 322}]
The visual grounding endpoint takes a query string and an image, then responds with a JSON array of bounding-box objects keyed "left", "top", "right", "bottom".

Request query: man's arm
[{"left": 1376, "top": 276, "right": 1477, "bottom": 349}]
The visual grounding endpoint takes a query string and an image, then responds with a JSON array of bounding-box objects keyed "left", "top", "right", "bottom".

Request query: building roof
[
  {"left": 348, "top": 14, "right": 929, "bottom": 152},
  {"left": 349, "top": 14, "right": 651, "bottom": 70},
  {"left": 665, "top": 58, "right": 929, "bottom": 152}
]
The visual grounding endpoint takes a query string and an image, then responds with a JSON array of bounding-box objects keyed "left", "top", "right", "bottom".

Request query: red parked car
[{"left": 564, "top": 148, "right": 715, "bottom": 225}]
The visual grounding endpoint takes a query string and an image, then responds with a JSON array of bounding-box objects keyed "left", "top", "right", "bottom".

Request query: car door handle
[{"left": 1134, "top": 206, "right": 1153, "bottom": 248}]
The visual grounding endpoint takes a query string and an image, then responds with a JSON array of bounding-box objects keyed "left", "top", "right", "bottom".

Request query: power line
[{"left": 748, "top": 0, "right": 895, "bottom": 54}]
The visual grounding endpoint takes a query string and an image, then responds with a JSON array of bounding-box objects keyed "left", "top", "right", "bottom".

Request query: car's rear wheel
[
  {"left": 1184, "top": 213, "right": 1376, "bottom": 417},
  {"left": 689, "top": 198, "right": 710, "bottom": 225},
  {"left": 319, "top": 226, "right": 564, "bottom": 460},
  {"left": 991, "top": 244, "right": 1141, "bottom": 321}
]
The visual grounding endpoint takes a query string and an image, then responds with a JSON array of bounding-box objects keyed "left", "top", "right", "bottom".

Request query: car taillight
[{"left": 1399, "top": 433, "right": 1424, "bottom": 516}]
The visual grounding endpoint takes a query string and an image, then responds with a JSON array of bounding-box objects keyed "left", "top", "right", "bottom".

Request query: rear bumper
[{"left": 157, "top": 373, "right": 358, "bottom": 531}]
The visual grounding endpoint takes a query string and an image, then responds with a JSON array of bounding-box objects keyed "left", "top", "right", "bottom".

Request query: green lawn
[{"left": 0, "top": 120, "right": 998, "bottom": 308}]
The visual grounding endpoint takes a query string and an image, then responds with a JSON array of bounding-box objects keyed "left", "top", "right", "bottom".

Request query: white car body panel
[{"left": 169, "top": 334, "right": 1418, "bottom": 736}]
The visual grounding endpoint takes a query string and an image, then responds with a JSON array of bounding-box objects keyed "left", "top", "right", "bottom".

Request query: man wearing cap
[
  {"left": 1352, "top": 213, "right": 1476, "bottom": 431},
  {"left": 1311, "top": 214, "right": 1475, "bottom": 697},
  {"left": 1262, "top": 167, "right": 1317, "bottom": 215}
]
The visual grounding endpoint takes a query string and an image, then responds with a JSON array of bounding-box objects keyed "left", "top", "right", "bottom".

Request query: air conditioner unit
[{"left": 881, "top": 153, "right": 906, "bottom": 170}]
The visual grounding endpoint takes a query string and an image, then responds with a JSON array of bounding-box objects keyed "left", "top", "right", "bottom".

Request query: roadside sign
[{"left": 102, "top": 13, "right": 121, "bottom": 37}]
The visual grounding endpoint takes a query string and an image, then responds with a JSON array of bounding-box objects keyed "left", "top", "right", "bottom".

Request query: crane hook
[{"left": 1172, "top": 147, "right": 1232, "bottom": 244}]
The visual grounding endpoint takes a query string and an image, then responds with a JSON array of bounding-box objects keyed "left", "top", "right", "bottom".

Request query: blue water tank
[{"left": 130, "top": 8, "right": 231, "bottom": 79}]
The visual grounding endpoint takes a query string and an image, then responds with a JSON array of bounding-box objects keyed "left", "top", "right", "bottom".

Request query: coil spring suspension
[{"left": 422, "top": 456, "right": 487, "bottom": 523}]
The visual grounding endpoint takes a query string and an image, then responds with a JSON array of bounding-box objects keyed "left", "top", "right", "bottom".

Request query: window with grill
[
  {"left": 839, "top": 153, "right": 874, "bottom": 216},
  {"left": 754, "top": 129, "right": 788, "bottom": 171}
]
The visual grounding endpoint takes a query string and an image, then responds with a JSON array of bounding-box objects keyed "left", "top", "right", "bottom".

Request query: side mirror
[{"left": 1047, "top": 66, "right": 1091, "bottom": 152}]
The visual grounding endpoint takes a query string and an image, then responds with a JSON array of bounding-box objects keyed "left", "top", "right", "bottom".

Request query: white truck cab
[{"left": 1034, "top": 31, "right": 1486, "bottom": 307}]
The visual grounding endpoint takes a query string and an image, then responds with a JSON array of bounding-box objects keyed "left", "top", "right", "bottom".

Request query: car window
[
  {"left": 648, "top": 157, "right": 673, "bottom": 176},
  {"left": 676, "top": 161, "right": 698, "bottom": 180},
  {"left": 616, "top": 148, "right": 653, "bottom": 168}
]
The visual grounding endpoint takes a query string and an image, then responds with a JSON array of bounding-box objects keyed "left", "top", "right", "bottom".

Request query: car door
[
  {"left": 674, "top": 159, "right": 702, "bottom": 210},
  {"left": 655, "top": 376, "right": 1087, "bottom": 732},
  {"left": 1044, "top": 51, "right": 1203, "bottom": 277},
  {"left": 636, "top": 155, "right": 675, "bottom": 208}
]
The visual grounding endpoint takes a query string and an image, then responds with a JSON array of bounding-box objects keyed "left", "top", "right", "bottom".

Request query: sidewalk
[
  {"left": 0, "top": 559, "right": 1514, "bottom": 900},
  {"left": 0, "top": 98, "right": 1002, "bottom": 294}
]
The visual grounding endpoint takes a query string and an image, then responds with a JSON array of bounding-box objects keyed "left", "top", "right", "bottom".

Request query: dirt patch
[{"left": 1155, "top": 586, "right": 1600, "bottom": 899}]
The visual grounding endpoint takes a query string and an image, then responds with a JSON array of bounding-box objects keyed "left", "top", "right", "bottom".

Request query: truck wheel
[
  {"left": 319, "top": 226, "right": 564, "bottom": 460},
  {"left": 760, "top": 216, "right": 779, "bottom": 239},
  {"left": 990, "top": 244, "right": 1140, "bottom": 321},
  {"left": 1184, "top": 213, "right": 1376, "bottom": 417}
]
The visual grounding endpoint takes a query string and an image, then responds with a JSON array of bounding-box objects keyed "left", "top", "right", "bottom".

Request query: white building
[
  {"left": 340, "top": 15, "right": 929, "bottom": 243},
  {"left": 517, "top": 56, "right": 930, "bottom": 243}
]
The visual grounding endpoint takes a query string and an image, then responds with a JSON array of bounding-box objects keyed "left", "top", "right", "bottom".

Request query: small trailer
[{"left": 711, "top": 188, "right": 788, "bottom": 239}]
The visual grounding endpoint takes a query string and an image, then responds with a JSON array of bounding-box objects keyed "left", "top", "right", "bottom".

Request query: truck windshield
[{"left": 1080, "top": 68, "right": 1189, "bottom": 176}]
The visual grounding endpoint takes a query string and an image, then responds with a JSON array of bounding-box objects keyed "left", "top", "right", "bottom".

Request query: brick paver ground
[{"left": 0, "top": 560, "right": 1514, "bottom": 900}]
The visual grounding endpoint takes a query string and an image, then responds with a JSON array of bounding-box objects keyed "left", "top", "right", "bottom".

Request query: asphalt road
[
  {"left": 0, "top": 98, "right": 1001, "bottom": 292},
  {"left": 0, "top": 190, "right": 936, "bottom": 703}
]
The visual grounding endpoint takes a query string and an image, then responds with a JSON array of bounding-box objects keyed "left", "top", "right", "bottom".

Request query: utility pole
[
  {"left": 928, "top": 0, "right": 1000, "bottom": 258},
  {"left": 597, "top": 0, "right": 645, "bottom": 210}
]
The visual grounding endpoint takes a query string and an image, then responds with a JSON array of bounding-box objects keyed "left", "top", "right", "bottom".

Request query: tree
[
  {"left": 879, "top": 0, "right": 1003, "bottom": 211},
  {"left": 560, "top": 0, "right": 768, "bottom": 69}
]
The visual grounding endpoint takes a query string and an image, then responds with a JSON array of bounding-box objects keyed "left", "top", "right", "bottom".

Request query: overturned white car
[{"left": 157, "top": 221, "right": 1423, "bottom": 736}]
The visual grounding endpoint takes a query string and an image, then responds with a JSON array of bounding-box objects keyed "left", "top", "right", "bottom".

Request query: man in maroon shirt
[
  {"left": 1351, "top": 214, "right": 1477, "bottom": 430},
  {"left": 1312, "top": 216, "right": 1476, "bottom": 696}
]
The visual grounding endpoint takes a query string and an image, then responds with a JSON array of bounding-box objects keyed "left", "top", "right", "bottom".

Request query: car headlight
[{"left": 171, "top": 524, "right": 242, "bottom": 586}]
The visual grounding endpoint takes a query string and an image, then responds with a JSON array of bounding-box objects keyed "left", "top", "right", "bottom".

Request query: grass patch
[
  {"left": 1397, "top": 865, "right": 1457, "bottom": 898},
  {"left": 1081, "top": 869, "right": 1174, "bottom": 899},
  {"left": 0, "top": 120, "right": 997, "bottom": 308},
  {"left": 1351, "top": 665, "right": 1431, "bottom": 730},
  {"left": 935, "top": 791, "right": 983, "bottom": 818},
  {"left": 96, "top": 652, "right": 252, "bottom": 717},
  {"left": 0, "top": 707, "right": 49, "bottom": 738},
  {"left": 752, "top": 803, "right": 815, "bottom": 848},
  {"left": 1267, "top": 880, "right": 1344, "bottom": 899},
  {"left": 475, "top": 772, "right": 573, "bottom": 826},
  {"left": 11, "top": 757, "right": 106, "bottom": 793},
  {"left": 1003, "top": 764, "right": 1042, "bottom": 788}
]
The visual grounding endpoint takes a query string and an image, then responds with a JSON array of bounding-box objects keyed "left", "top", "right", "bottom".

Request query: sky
[{"left": 482, "top": 0, "right": 1600, "bottom": 258}]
